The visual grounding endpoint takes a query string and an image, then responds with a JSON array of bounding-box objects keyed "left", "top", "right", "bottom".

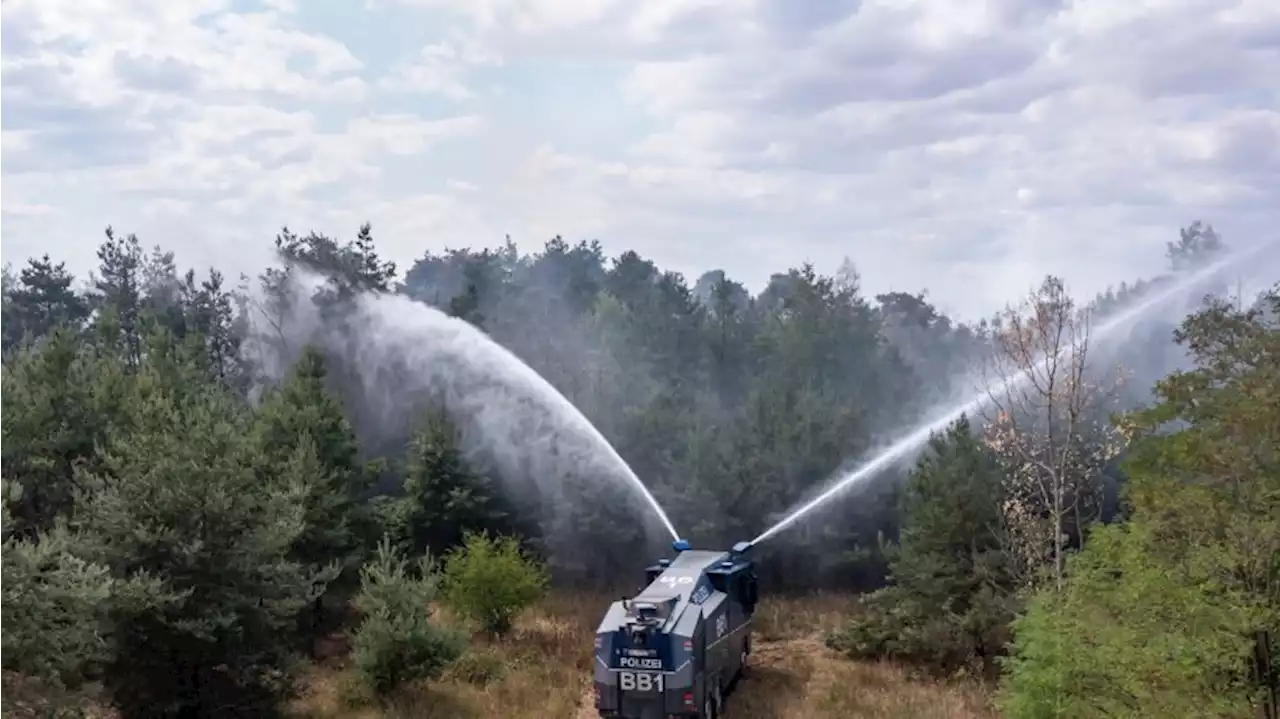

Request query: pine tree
[
  {"left": 1, "top": 327, "right": 129, "bottom": 534},
  {"left": 350, "top": 538, "right": 464, "bottom": 696},
  {"left": 1, "top": 254, "right": 90, "bottom": 352},
  {"left": 1, "top": 480, "right": 115, "bottom": 688},
  {"left": 831, "top": 416, "right": 1017, "bottom": 674},
  {"left": 253, "top": 345, "right": 372, "bottom": 573},
  {"left": 90, "top": 227, "right": 145, "bottom": 369},
  {"left": 73, "top": 339, "right": 337, "bottom": 717},
  {"left": 390, "top": 407, "right": 509, "bottom": 556},
  {"left": 251, "top": 345, "right": 375, "bottom": 652}
]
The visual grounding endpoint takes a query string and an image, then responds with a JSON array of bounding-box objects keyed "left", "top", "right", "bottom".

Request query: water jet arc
[
  {"left": 261, "top": 269, "right": 684, "bottom": 544},
  {"left": 748, "top": 242, "right": 1276, "bottom": 548}
]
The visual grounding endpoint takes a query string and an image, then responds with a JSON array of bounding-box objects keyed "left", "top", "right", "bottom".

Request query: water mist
[
  {"left": 245, "top": 269, "right": 682, "bottom": 544},
  {"left": 751, "top": 242, "right": 1277, "bottom": 547}
]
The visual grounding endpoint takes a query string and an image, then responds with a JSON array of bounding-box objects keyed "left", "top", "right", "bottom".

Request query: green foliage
[
  {"left": 391, "top": 408, "right": 509, "bottom": 556},
  {"left": 72, "top": 337, "right": 338, "bottom": 717},
  {"left": 999, "top": 522, "right": 1259, "bottom": 719},
  {"left": 253, "top": 345, "right": 372, "bottom": 574},
  {"left": 1, "top": 254, "right": 90, "bottom": 353},
  {"left": 91, "top": 228, "right": 146, "bottom": 368},
  {"left": 351, "top": 538, "right": 464, "bottom": 697},
  {"left": 441, "top": 531, "right": 549, "bottom": 637},
  {"left": 999, "top": 292, "right": 1280, "bottom": 718},
  {"left": 830, "top": 416, "right": 1018, "bottom": 675},
  {"left": 2, "top": 219, "right": 1265, "bottom": 718},
  {"left": 274, "top": 223, "right": 398, "bottom": 295},
  {"left": 2, "top": 482, "right": 112, "bottom": 688},
  {"left": 1, "top": 328, "right": 127, "bottom": 534}
]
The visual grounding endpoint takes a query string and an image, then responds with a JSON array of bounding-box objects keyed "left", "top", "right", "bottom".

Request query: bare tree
[{"left": 980, "top": 276, "right": 1126, "bottom": 592}]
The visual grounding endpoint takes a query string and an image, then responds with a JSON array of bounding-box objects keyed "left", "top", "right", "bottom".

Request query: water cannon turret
[
  {"left": 730, "top": 540, "right": 760, "bottom": 610},
  {"left": 672, "top": 538, "right": 691, "bottom": 553}
]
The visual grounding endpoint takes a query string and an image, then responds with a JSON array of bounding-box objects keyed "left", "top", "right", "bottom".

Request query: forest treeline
[{"left": 1, "top": 220, "right": 1276, "bottom": 718}]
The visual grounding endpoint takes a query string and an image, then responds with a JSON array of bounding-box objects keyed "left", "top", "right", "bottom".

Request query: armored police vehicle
[{"left": 593, "top": 539, "right": 759, "bottom": 719}]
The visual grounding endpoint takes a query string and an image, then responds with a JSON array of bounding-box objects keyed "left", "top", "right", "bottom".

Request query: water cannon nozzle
[
  {"left": 731, "top": 540, "right": 752, "bottom": 556},
  {"left": 672, "top": 539, "right": 691, "bottom": 553}
]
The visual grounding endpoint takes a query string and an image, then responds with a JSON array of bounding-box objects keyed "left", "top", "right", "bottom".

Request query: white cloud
[
  {"left": 3, "top": 0, "right": 1278, "bottom": 319},
  {"left": 348, "top": 114, "right": 485, "bottom": 155},
  {"left": 378, "top": 33, "right": 503, "bottom": 100}
]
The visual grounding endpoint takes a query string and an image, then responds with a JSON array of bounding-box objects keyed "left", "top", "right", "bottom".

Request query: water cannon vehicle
[{"left": 593, "top": 539, "right": 759, "bottom": 719}]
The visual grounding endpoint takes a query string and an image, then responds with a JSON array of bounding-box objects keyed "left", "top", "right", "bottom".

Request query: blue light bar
[{"left": 672, "top": 539, "right": 691, "bottom": 553}]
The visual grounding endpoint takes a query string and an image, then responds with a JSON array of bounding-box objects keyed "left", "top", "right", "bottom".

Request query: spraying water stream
[
  {"left": 251, "top": 270, "right": 683, "bottom": 543},
  {"left": 750, "top": 243, "right": 1276, "bottom": 547}
]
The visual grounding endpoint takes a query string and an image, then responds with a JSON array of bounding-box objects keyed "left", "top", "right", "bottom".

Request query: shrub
[
  {"left": 351, "top": 538, "right": 465, "bottom": 697},
  {"left": 829, "top": 581, "right": 1016, "bottom": 678},
  {"left": 997, "top": 524, "right": 1260, "bottom": 719},
  {"left": 447, "top": 648, "right": 508, "bottom": 686},
  {"left": 441, "top": 531, "right": 549, "bottom": 637}
]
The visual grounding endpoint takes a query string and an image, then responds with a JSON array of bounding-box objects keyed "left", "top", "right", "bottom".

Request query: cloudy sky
[{"left": 2, "top": 0, "right": 1278, "bottom": 318}]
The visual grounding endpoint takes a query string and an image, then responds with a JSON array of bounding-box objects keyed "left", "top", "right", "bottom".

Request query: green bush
[
  {"left": 997, "top": 524, "right": 1260, "bottom": 719},
  {"left": 828, "top": 583, "right": 1013, "bottom": 677},
  {"left": 441, "top": 531, "right": 549, "bottom": 637},
  {"left": 351, "top": 538, "right": 465, "bottom": 697}
]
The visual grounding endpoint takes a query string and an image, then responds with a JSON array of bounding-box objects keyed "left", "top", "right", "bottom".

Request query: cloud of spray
[
  {"left": 750, "top": 240, "right": 1279, "bottom": 547},
  {"left": 242, "top": 267, "right": 681, "bottom": 544},
  {"left": 234, "top": 236, "right": 1274, "bottom": 584}
]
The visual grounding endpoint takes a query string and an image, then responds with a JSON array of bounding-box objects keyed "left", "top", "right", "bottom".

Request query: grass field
[{"left": 288, "top": 593, "right": 998, "bottom": 719}]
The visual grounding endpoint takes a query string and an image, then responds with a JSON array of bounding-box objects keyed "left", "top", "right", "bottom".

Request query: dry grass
[{"left": 288, "top": 593, "right": 997, "bottom": 719}]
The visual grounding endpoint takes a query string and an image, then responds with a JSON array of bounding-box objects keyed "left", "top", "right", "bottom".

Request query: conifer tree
[
  {"left": 832, "top": 417, "right": 1017, "bottom": 674},
  {"left": 1, "top": 255, "right": 90, "bottom": 352},
  {"left": 389, "top": 407, "right": 509, "bottom": 556},
  {"left": 73, "top": 334, "right": 337, "bottom": 717},
  {"left": 253, "top": 345, "right": 372, "bottom": 573},
  {"left": 1, "top": 480, "right": 115, "bottom": 688},
  {"left": 252, "top": 345, "right": 375, "bottom": 649},
  {"left": 1, "top": 327, "right": 127, "bottom": 534}
]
